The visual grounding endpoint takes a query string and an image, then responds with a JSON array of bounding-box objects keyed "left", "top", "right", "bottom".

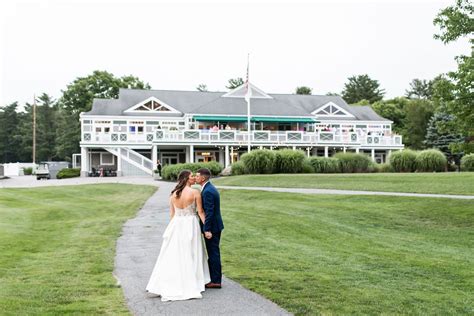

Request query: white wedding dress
[{"left": 146, "top": 200, "right": 210, "bottom": 301}]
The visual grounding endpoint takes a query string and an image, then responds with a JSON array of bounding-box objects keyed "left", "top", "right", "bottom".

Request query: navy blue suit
[{"left": 201, "top": 181, "right": 224, "bottom": 284}]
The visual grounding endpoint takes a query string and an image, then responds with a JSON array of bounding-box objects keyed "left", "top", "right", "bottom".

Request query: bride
[{"left": 146, "top": 170, "right": 211, "bottom": 301}]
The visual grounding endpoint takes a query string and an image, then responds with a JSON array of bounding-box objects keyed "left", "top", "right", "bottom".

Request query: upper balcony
[{"left": 81, "top": 129, "right": 403, "bottom": 148}]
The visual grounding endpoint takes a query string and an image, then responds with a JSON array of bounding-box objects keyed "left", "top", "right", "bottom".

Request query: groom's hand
[{"left": 205, "top": 231, "right": 212, "bottom": 239}]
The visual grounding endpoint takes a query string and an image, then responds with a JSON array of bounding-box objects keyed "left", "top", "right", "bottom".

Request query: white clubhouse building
[{"left": 78, "top": 83, "right": 404, "bottom": 176}]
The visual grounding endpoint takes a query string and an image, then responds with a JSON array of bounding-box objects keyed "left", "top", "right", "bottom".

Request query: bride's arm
[
  {"left": 195, "top": 191, "right": 206, "bottom": 224},
  {"left": 169, "top": 196, "right": 175, "bottom": 219}
]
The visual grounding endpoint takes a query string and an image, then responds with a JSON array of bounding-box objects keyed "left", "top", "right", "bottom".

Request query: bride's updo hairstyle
[{"left": 171, "top": 169, "right": 192, "bottom": 199}]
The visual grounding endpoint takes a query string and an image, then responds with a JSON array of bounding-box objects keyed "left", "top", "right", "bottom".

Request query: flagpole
[
  {"left": 32, "top": 94, "right": 36, "bottom": 164},
  {"left": 246, "top": 54, "right": 251, "bottom": 152}
]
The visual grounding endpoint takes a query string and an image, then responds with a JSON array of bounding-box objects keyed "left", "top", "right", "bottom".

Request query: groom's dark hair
[{"left": 197, "top": 168, "right": 211, "bottom": 180}]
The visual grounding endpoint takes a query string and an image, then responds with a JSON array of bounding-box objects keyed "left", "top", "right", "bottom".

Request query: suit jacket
[{"left": 201, "top": 182, "right": 224, "bottom": 233}]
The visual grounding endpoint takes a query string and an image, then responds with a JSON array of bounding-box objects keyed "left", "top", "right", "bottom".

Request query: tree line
[{"left": 0, "top": 0, "right": 471, "bottom": 163}]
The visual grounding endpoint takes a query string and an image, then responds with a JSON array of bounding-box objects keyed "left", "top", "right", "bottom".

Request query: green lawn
[
  {"left": 221, "top": 190, "right": 474, "bottom": 315},
  {"left": 214, "top": 172, "right": 474, "bottom": 195},
  {"left": 0, "top": 184, "right": 156, "bottom": 315}
]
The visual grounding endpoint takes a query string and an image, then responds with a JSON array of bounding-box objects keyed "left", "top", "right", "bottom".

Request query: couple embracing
[{"left": 146, "top": 168, "right": 224, "bottom": 301}]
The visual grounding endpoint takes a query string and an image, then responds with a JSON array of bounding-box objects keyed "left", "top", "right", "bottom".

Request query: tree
[
  {"left": 226, "top": 77, "right": 244, "bottom": 90},
  {"left": 424, "top": 111, "right": 464, "bottom": 159},
  {"left": 405, "top": 79, "right": 433, "bottom": 99},
  {"left": 56, "top": 70, "right": 151, "bottom": 160},
  {"left": 0, "top": 103, "right": 22, "bottom": 163},
  {"left": 402, "top": 99, "right": 435, "bottom": 149},
  {"left": 326, "top": 92, "right": 340, "bottom": 96},
  {"left": 295, "top": 86, "right": 312, "bottom": 95},
  {"left": 371, "top": 98, "right": 408, "bottom": 134},
  {"left": 196, "top": 84, "right": 208, "bottom": 92},
  {"left": 341, "top": 74, "right": 385, "bottom": 104},
  {"left": 60, "top": 70, "right": 150, "bottom": 116},
  {"left": 433, "top": 0, "right": 473, "bottom": 151},
  {"left": 18, "top": 94, "right": 59, "bottom": 162},
  {"left": 433, "top": 0, "right": 473, "bottom": 45}
]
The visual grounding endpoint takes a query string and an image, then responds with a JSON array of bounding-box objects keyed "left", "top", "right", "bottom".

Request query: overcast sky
[{"left": 0, "top": 0, "right": 470, "bottom": 107}]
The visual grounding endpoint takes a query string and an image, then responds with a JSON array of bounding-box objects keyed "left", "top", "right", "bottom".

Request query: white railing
[{"left": 83, "top": 130, "right": 403, "bottom": 147}]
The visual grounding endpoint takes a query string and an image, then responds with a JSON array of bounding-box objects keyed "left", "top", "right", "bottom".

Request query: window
[
  {"left": 104, "top": 127, "right": 110, "bottom": 133},
  {"left": 96, "top": 127, "right": 102, "bottom": 132},
  {"left": 138, "top": 126, "right": 144, "bottom": 133},
  {"left": 129, "top": 126, "right": 136, "bottom": 132}
]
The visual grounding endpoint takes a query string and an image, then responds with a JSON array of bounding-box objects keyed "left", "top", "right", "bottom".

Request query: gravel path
[
  {"left": 114, "top": 180, "right": 291, "bottom": 316},
  {"left": 216, "top": 185, "right": 474, "bottom": 200}
]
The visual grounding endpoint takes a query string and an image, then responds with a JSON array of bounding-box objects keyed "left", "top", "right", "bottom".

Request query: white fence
[{"left": 1, "top": 162, "right": 37, "bottom": 176}]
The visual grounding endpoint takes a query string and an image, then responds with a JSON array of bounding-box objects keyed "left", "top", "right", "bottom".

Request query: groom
[{"left": 196, "top": 168, "right": 224, "bottom": 288}]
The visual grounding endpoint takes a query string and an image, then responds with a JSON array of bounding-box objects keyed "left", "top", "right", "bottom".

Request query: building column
[
  {"left": 306, "top": 147, "right": 310, "bottom": 157},
  {"left": 312, "top": 147, "right": 318, "bottom": 157},
  {"left": 190, "top": 145, "right": 194, "bottom": 163},
  {"left": 117, "top": 153, "right": 122, "bottom": 177},
  {"left": 152, "top": 145, "right": 158, "bottom": 170},
  {"left": 343, "top": 146, "right": 346, "bottom": 153},
  {"left": 324, "top": 146, "right": 329, "bottom": 158},
  {"left": 371, "top": 149, "right": 375, "bottom": 161},
  {"left": 80, "top": 147, "right": 89, "bottom": 177},
  {"left": 219, "top": 147, "right": 225, "bottom": 166},
  {"left": 356, "top": 147, "right": 360, "bottom": 154},
  {"left": 386, "top": 149, "right": 392, "bottom": 163},
  {"left": 225, "top": 145, "right": 230, "bottom": 168},
  {"left": 185, "top": 146, "right": 190, "bottom": 163},
  {"left": 292, "top": 146, "right": 296, "bottom": 151}
]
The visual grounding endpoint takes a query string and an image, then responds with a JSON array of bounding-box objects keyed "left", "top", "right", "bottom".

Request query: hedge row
[
  {"left": 461, "top": 153, "right": 474, "bottom": 171},
  {"left": 57, "top": 168, "right": 81, "bottom": 179},
  {"left": 231, "top": 149, "right": 453, "bottom": 175},
  {"left": 161, "top": 161, "right": 224, "bottom": 181},
  {"left": 389, "top": 149, "right": 447, "bottom": 172}
]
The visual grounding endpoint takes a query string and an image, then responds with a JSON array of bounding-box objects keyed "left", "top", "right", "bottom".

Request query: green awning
[
  {"left": 251, "top": 117, "right": 317, "bottom": 123},
  {"left": 193, "top": 116, "right": 248, "bottom": 122},
  {"left": 193, "top": 115, "right": 317, "bottom": 123}
]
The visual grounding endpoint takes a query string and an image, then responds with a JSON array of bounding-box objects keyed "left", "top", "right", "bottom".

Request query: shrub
[
  {"left": 334, "top": 152, "right": 371, "bottom": 173},
  {"left": 240, "top": 150, "right": 275, "bottom": 174},
  {"left": 23, "top": 167, "right": 33, "bottom": 175},
  {"left": 308, "top": 157, "right": 341, "bottom": 173},
  {"left": 274, "top": 149, "right": 306, "bottom": 173},
  {"left": 461, "top": 153, "right": 474, "bottom": 171},
  {"left": 378, "top": 163, "right": 394, "bottom": 173},
  {"left": 161, "top": 162, "right": 224, "bottom": 181},
  {"left": 415, "top": 149, "right": 447, "bottom": 172},
  {"left": 302, "top": 158, "right": 315, "bottom": 173},
  {"left": 389, "top": 149, "right": 418, "bottom": 172},
  {"left": 57, "top": 168, "right": 80, "bottom": 179},
  {"left": 231, "top": 161, "right": 247, "bottom": 175}
]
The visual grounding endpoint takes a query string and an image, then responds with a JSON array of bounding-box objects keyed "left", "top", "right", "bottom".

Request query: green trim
[
  {"left": 193, "top": 116, "right": 248, "bottom": 122},
  {"left": 252, "top": 117, "right": 317, "bottom": 123},
  {"left": 113, "top": 120, "right": 127, "bottom": 124},
  {"left": 146, "top": 121, "right": 161, "bottom": 125},
  {"left": 193, "top": 115, "right": 317, "bottom": 123}
]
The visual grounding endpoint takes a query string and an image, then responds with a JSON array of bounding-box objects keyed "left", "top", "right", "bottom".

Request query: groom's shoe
[{"left": 205, "top": 282, "right": 222, "bottom": 289}]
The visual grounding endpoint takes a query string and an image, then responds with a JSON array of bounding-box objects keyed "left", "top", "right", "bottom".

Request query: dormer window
[
  {"left": 311, "top": 102, "right": 355, "bottom": 118},
  {"left": 124, "top": 97, "right": 181, "bottom": 114},
  {"left": 137, "top": 100, "right": 170, "bottom": 112}
]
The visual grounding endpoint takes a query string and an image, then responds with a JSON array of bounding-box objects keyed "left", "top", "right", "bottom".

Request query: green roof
[
  {"left": 193, "top": 116, "right": 248, "bottom": 122},
  {"left": 251, "top": 117, "right": 316, "bottom": 123},
  {"left": 193, "top": 116, "right": 317, "bottom": 123}
]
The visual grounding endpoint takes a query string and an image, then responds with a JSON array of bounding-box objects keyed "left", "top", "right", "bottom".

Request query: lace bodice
[{"left": 174, "top": 200, "right": 197, "bottom": 217}]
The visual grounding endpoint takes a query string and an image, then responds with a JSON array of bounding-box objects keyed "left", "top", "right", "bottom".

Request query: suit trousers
[{"left": 205, "top": 231, "right": 222, "bottom": 284}]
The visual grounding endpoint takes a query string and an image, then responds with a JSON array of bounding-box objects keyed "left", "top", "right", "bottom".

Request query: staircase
[{"left": 105, "top": 147, "right": 153, "bottom": 176}]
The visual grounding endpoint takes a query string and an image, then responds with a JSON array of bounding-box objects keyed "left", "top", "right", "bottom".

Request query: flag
[{"left": 244, "top": 54, "right": 251, "bottom": 103}]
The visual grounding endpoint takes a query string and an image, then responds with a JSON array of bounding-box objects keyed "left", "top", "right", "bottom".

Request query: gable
[
  {"left": 222, "top": 82, "right": 273, "bottom": 99},
  {"left": 124, "top": 97, "right": 181, "bottom": 114},
  {"left": 311, "top": 102, "right": 355, "bottom": 118}
]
